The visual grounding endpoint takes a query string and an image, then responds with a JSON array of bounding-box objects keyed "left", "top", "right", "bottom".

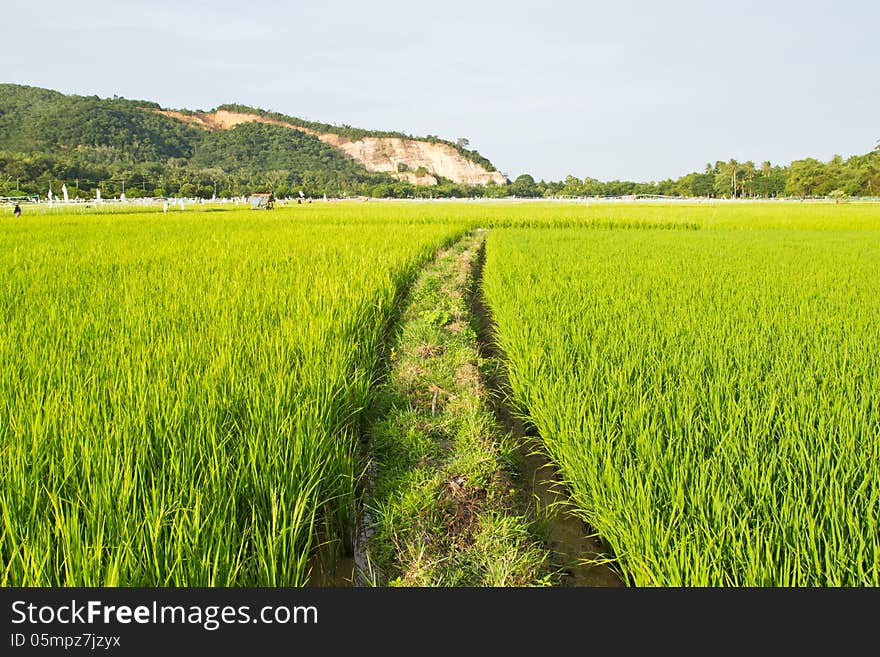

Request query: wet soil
[{"left": 469, "top": 232, "right": 622, "bottom": 587}]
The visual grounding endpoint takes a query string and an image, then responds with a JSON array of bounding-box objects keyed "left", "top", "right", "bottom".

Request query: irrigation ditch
[
  {"left": 469, "top": 236, "right": 621, "bottom": 587},
  {"left": 309, "top": 229, "right": 620, "bottom": 586}
]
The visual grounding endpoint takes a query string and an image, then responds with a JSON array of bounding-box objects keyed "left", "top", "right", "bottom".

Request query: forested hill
[
  {"left": 0, "top": 84, "right": 503, "bottom": 199},
  {"left": 1, "top": 84, "right": 878, "bottom": 200}
]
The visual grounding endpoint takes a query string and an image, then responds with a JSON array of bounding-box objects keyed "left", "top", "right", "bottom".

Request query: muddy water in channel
[
  {"left": 471, "top": 234, "right": 622, "bottom": 587},
  {"left": 305, "top": 540, "right": 355, "bottom": 586},
  {"left": 519, "top": 430, "right": 622, "bottom": 587}
]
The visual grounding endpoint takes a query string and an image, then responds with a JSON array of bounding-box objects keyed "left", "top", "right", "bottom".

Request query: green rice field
[
  {"left": 2, "top": 201, "right": 879, "bottom": 586},
  {"left": 0, "top": 208, "right": 465, "bottom": 585},
  {"left": 483, "top": 216, "right": 880, "bottom": 585}
]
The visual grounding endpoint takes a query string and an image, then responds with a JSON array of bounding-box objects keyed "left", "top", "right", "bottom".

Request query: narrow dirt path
[
  {"left": 308, "top": 230, "right": 621, "bottom": 586},
  {"left": 358, "top": 231, "right": 551, "bottom": 585},
  {"left": 348, "top": 229, "right": 622, "bottom": 586}
]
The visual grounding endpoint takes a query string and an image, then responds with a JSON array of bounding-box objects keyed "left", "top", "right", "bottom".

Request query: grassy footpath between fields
[{"left": 361, "top": 231, "right": 552, "bottom": 585}]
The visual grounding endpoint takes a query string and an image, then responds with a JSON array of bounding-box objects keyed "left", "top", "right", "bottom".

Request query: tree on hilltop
[{"left": 510, "top": 174, "right": 538, "bottom": 197}]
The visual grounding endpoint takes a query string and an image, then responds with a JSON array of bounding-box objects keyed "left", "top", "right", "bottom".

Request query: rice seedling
[
  {"left": 0, "top": 208, "right": 466, "bottom": 585},
  {"left": 483, "top": 225, "right": 880, "bottom": 586},
  {"left": 3, "top": 199, "right": 878, "bottom": 587}
]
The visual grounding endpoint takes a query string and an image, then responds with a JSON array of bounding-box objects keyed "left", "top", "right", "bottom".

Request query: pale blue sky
[{"left": 5, "top": 0, "right": 878, "bottom": 181}]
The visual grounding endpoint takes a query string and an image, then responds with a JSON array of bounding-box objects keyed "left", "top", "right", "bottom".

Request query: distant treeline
[
  {"left": 1, "top": 84, "right": 877, "bottom": 200},
  {"left": 525, "top": 149, "right": 880, "bottom": 199},
  {"left": 6, "top": 147, "right": 878, "bottom": 201},
  {"left": 0, "top": 147, "right": 492, "bottom": 199}
]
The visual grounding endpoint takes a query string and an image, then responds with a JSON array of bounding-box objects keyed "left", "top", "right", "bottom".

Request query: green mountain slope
[
  {"left": 0, "top": 84, "right": 494, "bottom": 199},
  {"left": 0, "top": 85, "right": 196, "bottom": 161},
  {"left": 2, "top": 84, "right": 876, "bottom": 200}
]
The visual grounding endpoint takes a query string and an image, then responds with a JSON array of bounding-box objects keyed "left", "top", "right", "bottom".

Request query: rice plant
[
  {"left": 0, "top": 208, "right": 465, "bottom": 585},
  {"left": 483, "top": 225, "right": 880, "bottom": 586}
]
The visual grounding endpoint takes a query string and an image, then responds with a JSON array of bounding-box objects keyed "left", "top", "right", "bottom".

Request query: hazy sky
[{"left": 5, "top": 1, "right": 878, "bottom": 181}]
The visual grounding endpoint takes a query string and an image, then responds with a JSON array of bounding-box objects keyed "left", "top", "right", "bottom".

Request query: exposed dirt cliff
[
  {"left": 390, "top": 170, "right": 439, "bottom": 186},
  {"left": 152, "top": 109, "right": 505, "bottom": 186}
]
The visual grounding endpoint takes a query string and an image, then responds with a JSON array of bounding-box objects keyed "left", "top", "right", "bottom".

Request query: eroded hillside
[{"left": 153, "top": 109, "right": 505, "bottom": 186}]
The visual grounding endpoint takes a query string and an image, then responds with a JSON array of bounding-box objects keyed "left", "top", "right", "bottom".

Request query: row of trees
[
  {"left": 3, "top": 147, "right": 878, "bottom": 201},
  {"left": 508, "top": 148, "right": 880, "bottom": 199},
  {"left": 0, "top": 149, "right": 496, "bottom": 200}
]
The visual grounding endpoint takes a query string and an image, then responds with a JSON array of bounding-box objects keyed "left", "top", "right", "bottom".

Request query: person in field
[{"left": 13, "top": 203, "right": 22, "bottom": 217}]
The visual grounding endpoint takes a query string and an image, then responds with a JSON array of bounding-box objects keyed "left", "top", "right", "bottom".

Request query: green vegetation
[
  {"left": 214, "top": 103, "right": 497, "bottom": 171},
  {"left": 0, "top": 85, "right": 189, "bottom": 161},
  {"left": 2, "top": 200, "right": 878, "bottom": 587},
  {"left": 482, "top": 207, "right": 880, "bottom": 585},
  {"left": 0, "top": 84, "right": 498, "bottom": 200},
  {"left": 363, "top": 233, "right": 550, "bottom": 586},
  {"left": 7, "top": 197, "right": 879, "bottom": 230},
  {"left": 0, "top": 207, "right": 465, "bottom": 585},
  {"left": 188, "top": 122, "right": 390, "bottom": 196},
  {"left": 4, "top": 84, "right": 877, "bottom": 200},
  {"left": 536, "top": 153, "right": 880, "bottom": 199}
]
